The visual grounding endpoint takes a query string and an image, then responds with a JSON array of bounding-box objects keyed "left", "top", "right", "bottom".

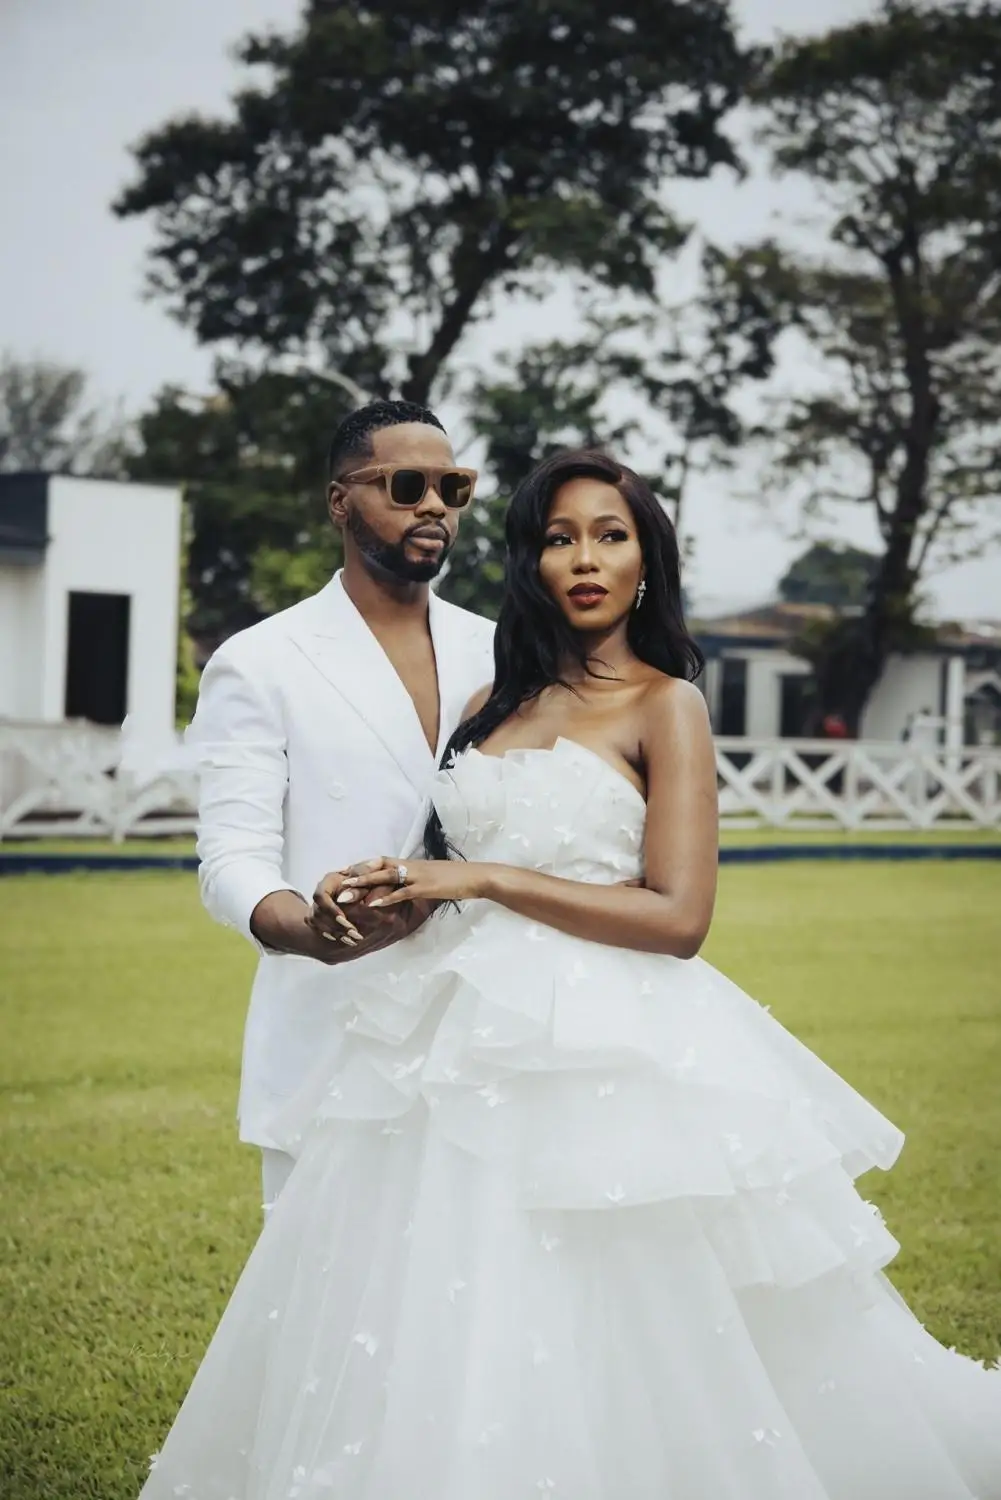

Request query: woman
[{"left": 140, "top": 450, "right": 1000, "bottom": 1499}]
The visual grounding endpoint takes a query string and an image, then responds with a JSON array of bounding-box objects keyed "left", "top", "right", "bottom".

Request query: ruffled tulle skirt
[{"left": 139, "top": 901, "right": 1001, "bottom": 1499}]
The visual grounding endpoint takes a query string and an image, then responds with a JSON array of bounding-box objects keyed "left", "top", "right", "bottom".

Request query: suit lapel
[
  {"left": 289, "top": 574, "right": 434, "bottom": 795},
  {"left": 428, "top": 588, "right": 488, "bottom": 759}
]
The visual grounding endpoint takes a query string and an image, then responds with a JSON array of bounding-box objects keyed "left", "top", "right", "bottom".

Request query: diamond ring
[{"left": 395, "top": 863, "right": 408, "bottom": 888}]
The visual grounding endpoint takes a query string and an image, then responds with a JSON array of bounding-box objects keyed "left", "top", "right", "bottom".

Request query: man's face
[{"left": 329, "top": 422, "right": 463, "bottom": 584}]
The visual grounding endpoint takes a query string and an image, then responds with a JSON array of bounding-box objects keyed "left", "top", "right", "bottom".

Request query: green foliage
[
  {"left": 127, "top": 366, "right": 346, "bottom": 648},
  {"left": 1, "top": 862, "right": 999, "bottom": 1496},
  {"left": 441, "top": 335, "right": 640, "bottom": 616},
  {"left": 119, "top": 0, "right": 761, "bottom": 635},
  {"left": 779, "top": 541, "right": 879, "bottom": 608},
  {"left": 114, "top": 1, "right": 751, "bottom": 404},
  {"left": 441, "top": 248, "right": 779, "bottom": 616},
  {"left": 174, "top": 587, "right": 201, "bottom": 726},
  {"left": 733, "top": 0, "right": 1001, "bottom": 727},
  {"left": 0, "top": 353, "right": 127, "bottom": 476}
]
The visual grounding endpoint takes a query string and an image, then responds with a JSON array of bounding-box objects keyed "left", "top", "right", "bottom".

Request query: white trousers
[{"left": 260, "top": 1147, "right": 296, "bottom": 1221}]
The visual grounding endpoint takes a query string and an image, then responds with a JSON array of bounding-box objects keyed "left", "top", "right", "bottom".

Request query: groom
[{"left": 187, "top": 399, "right": 495, "bottom": 1214}]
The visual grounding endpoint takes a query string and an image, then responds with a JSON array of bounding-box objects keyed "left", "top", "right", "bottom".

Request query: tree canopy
[
  {"left": 778, "top": 541, "right": 879, "bottom": 609},
  {"left": 0, "top": 354, "right": 126, "bottom": 476},
  {"left": 731, "top": 0, "right": 1001, "bottom": 727},
  {"left": 126, "top": 365, "right": 347, "bottom": 651},
  {"left": 116, "top": 0, "right": 750, "bottom": 405},
  {"left": 118, "top": 0, "right": 1001, "bottom": 726},
  {"left": 117, "top": 0, "right": 755, "bottom": 638}
]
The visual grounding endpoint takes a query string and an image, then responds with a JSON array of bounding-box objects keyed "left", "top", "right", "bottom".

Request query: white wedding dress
[{"left": 140, "top": 738, "right": 1001, "bottom": 1500}]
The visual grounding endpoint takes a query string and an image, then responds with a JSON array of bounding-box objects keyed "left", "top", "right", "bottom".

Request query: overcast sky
[{"left": 2, "top": 0, "right": 999, "bottom": 619}]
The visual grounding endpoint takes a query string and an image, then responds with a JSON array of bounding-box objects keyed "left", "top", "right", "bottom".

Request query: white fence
[
  {"left": 714, "top": 736, "right": 1001, "bottom": 831},
  {"left": 0, "top": 721, "right": 198, "bottom": 842},
  {"left": 1, "top": 722, "right": 999, "bottom": 840}
]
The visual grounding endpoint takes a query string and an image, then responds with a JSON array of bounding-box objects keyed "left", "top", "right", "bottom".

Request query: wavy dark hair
[{"left": 424, "top": 448, "right": 703, "bottom": 860}]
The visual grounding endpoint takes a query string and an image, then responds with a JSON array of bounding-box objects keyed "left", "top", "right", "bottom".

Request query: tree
[
  {"left": 0, "top": 354, "right": 127, "bottom": 475},
  {"left": 734, "top": 0, "right": 1001, "bottom": 730},
  {"left": 778, "top": 541, "right": 879, "bottom": 608},
  {"left": 114, "top": 0, "right": 751, "bottom": 412},
  {"left": 439, "top": 243, "right": 779, "bottom": 616},
  {"left": 439, "top": 337, "right": 639, "bottom": 616},
  {"left": 127, "top": 365, "right": 347, "bottom": 650}
]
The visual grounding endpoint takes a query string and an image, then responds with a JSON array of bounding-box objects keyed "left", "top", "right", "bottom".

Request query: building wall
[
  {"left": 0, "top": 561, "right": 46, "bottom": 718},
  {"left": 705, "top": 644, "right": 952, "bottom": 742},
  {"left": 859, "top": 654, "right": 944, "bottom": 742},
  {"left": 39, "top": 477, "right": 182, "bottom": 737},
  {"left": 712, "top": 648, "right": 810, "bottom": 737}
]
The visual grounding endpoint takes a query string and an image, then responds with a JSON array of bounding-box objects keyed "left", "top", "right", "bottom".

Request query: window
[{"left": 64, "top": 591, "right": 130, "bottom": 724}]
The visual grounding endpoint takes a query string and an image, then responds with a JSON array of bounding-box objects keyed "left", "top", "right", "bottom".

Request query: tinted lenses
[
  {"left": 388, "top": 468, "right": 473, "bottom": 509},
  {"left": 388, "top": 468, "right": 428, "bottom": 507},
  {"left": 439, "top": 470, "right": 474, "bottom": 509}
]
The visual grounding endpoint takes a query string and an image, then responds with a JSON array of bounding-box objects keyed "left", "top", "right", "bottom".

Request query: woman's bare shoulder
[{"left": 638, "top": 672, "right": 711, "bottom": 741}]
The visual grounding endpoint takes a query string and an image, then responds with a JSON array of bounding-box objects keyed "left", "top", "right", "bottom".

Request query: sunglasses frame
[{"left": 340, "top": 463, "right": 478, "bottom": 510}]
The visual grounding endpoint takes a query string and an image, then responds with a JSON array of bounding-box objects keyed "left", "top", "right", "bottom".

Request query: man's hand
[{"left": 249, "top": 888, "right": 373, "bottom": 965}]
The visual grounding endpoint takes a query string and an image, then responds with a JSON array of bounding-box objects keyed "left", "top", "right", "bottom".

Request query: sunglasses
[{"left": 341, "top": 464, "right": 478, "bottom": 510}]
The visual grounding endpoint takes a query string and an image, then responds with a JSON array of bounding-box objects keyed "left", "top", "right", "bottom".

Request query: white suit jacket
[{"left": 187, "top": 572, "right": 495, "bottom": 1147}]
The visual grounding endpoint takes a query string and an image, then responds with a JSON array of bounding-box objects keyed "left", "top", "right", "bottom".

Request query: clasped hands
[{"left": 307, "top": 855, "right": 490, "bottom": 951}]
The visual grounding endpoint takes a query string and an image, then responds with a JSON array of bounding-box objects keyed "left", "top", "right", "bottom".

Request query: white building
[
  {"left": 696, "top": 602, "right": 1001, "bottom": 745},
  {"left": 0, "top": 473, "right": 183, "bottom": 740}
]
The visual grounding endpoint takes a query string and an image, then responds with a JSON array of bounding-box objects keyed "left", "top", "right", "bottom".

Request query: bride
[{"left": 139, "top": 449, "right": 1000, "bottom": 1499}]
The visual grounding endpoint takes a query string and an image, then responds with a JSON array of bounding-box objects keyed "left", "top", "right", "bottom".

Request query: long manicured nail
[
  {"left": 369, "top": 898, "right": 385, "bottom": 908},
  {"left": 337, "top": 890, "right": 357, "bottom": 904}
]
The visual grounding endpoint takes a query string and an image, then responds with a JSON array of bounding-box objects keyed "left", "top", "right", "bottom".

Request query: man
[{"left": 187, "top": 399, "right": 495, "bottom": 1215}]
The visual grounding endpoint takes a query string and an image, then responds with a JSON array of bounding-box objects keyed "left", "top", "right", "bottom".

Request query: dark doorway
[
  {"left": 64, "top": 591, "right": 131, "bottom": 724},
  {"left": 718, "top": 657, "right": 747, "bottom": 737},
  {"left": 779, "top": 672, "right": 815, "bottom": 738}
]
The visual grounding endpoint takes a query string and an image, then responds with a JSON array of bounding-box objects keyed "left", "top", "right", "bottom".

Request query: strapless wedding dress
[{"left": 139, "top": 738, "right": 1000, "bottom": 1500}]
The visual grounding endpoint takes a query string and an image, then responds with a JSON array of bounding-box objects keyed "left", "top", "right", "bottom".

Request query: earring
[{"left": 635, "top": 579, "right": 647, "bottom": 607}]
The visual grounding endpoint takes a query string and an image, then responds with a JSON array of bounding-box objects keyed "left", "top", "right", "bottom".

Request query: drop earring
[{"left": 635, "top": 579, "right": 647, "bottom": 608}]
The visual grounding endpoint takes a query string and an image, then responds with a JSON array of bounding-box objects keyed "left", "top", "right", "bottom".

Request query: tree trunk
[
  {"left": 813, "top": 243, "right": 940, "bottom": 735},
  {"left": 401, "top": 228, "right": 515, "bottom": 407}
]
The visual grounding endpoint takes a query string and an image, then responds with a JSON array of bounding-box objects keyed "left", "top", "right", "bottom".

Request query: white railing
[
  {"left": 0, "top": 720, "right": 197, "bottom": 841},
  {"left": 1, "top": 723, "right": 999, "bottom": 840},
  {"left": 714, "top": 736, "right": 1001, "bottom": 831}
]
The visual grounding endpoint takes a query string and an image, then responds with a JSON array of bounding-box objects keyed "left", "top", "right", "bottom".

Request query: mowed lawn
[{"left": 1, "top": 864, "right": 999, "bottom": 1499}]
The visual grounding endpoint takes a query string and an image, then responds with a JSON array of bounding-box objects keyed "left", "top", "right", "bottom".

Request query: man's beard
[{"left": 346, "top": 507, "right": 452, "bottom": 583}]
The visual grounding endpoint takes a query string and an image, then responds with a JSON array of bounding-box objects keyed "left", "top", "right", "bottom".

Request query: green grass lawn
[{"left": 1, "top": 864, "right": 999, "bottom": 1498}]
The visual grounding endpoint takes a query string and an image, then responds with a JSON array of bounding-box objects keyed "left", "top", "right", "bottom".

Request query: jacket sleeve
[{"left": 185, "top": 642, "right": 302, "bottom": 949}]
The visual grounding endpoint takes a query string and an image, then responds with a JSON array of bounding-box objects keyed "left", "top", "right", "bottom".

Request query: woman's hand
[{"left": 336, "top": 855, "right": 491, "bottom": 910}]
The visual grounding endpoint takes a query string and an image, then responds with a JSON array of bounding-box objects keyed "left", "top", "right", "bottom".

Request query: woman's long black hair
[{"left": 424, "top": 448, "right": 703, "bottom": 860}]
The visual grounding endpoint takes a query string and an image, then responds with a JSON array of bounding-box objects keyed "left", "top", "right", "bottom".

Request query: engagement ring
[{"left": 395, "top": 863, "right": 408, "bottom": 888}]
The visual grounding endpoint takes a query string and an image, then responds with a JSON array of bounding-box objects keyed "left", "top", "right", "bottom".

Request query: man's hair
[{"left": 327, "top": 399, "right": 446, "bottom": 481}]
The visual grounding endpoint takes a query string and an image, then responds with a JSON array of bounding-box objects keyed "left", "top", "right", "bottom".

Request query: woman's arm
[{"left": 350, "top": 679, "right": 719, "bottom": 959}]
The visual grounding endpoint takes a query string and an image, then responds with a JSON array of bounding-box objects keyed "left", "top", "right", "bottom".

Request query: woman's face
[{"left": 538, "top": 477, "right": 645, "bottom": 632}]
